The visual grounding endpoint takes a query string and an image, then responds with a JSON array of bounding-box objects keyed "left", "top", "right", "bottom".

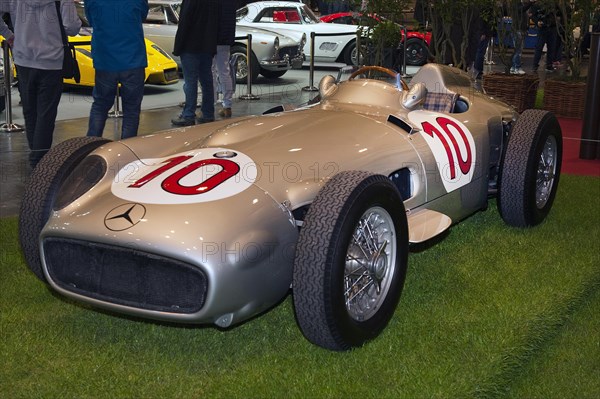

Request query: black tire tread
[
  {"left": 18, "top": 137, "right": 110, "bottom": 281},
  {"left": 293, "top": 171, "right": 407, "bottom": 350},
  {"left": 497, "top": 109, "right": 562, "bottom": 227}
]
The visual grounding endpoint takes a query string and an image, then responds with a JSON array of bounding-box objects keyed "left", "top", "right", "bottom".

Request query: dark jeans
[
  {"left": 533, "top": 28, "right": 557, "bottom": 69},
  {"left": 87, "top": 68, "right": 145, "bottom": 139},
  {"left": 180, "top": 52, "right": 214, "bottom": 121},
  {"left": 473, "top": 35, "right": 490, "bottom": 74},
  {"left": 16, "top": 66, "right": 63, "bottom": 167}
]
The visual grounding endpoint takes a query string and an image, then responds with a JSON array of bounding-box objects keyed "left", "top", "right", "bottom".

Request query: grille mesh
[
  {"left": 43, "top": 238, "right": 207, "bottom": 314},
  {"left": 280, "top": 46, "right": 299, "bottom": 58}
]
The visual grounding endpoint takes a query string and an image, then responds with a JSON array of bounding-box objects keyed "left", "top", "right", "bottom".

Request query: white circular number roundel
[
  {"left": 111, "top": 148, "right": 258, "bottom": 204},
  {"left": 408, "top": 110, "right": 477, "bottom": 193}
]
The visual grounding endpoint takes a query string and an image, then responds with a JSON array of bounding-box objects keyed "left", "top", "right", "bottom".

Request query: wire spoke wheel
[
  {"left": 345, "top": 207, "right": 396, "bottom": 321},
  {"left": 498, "top": 109, "right": 562, "bottom": 227},
  {"left": 536, "top": 135, "right": 558, "bottom": 209},
  {"left": 293, "top": 171, "right": 408, "bottom": 350}
]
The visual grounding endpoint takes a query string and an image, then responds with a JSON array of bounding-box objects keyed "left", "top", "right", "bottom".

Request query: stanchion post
[
  {"left": 579, "top": 32, "right": 600, "bottom": 160},
  {"left": 302, "top": 32, "right": 318, "bottom": 92},
  {"left": 401, "top": 26, "right": 411, "bottom": 78},
  {"left": 0, "top": 40, "right": 25, "bottom": 133},
  {"left": 240, "top": 34, "right": 259, "bottom": 100},
  {"left": 108, "top": 85, "right": 123, "bottom": 118}
]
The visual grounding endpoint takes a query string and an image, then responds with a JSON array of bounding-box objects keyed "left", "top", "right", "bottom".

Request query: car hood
[
  {"left": 236, "top": 25, "right": 301, "bottom": 48},
  {"left": 237, "top": 21, "right": 356, "bottom": 41},
  {"left": 119, "top": 106, "right": 416, "bottom": 208}
]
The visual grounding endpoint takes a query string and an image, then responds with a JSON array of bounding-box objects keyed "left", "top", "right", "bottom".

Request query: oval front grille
[{"left": 43, "top": 238, "right": 207, "bottom": 314}]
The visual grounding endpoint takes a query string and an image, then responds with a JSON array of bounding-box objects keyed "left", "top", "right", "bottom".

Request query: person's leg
[
  {"left": 118, "top": 67, "right": 146, "bottom": 139},
  {"left": 198, "top": 52, "right": 215, "bottom": 122},
  {"left": 545, "top": 30, "right": 556, "bottom": 70},
  {"left": 532, "top": 29, "right": 547, "bottom": 70},
  {"left": 87, "top": 69, "right": 118, "bottom": 137},
  {"left": 15, "top": 66, "right": 37, "bottom": 154},
  {"left": 473, "top": 35, "right": 489, "bottom": 78},
  {"left": 215, "top": 45, "right": 233, "bottom": 114},
  {"left": 178, "top": 52, "right": 200, "bottom": 122},
  {"left": 512, "top": 31, "right": 524, "bottom": 71},
  {"left": 31, "top": 69, "right": 63, "bottom": 167}
]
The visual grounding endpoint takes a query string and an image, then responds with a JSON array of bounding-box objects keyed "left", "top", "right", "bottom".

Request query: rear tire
[
  {"left": 497, "top": 109, "right": 562, "bottom": 227},
  {"left": 403, "top": 37, "right": 428, "bottom": 66},
  {"left": 342, "top": 40, "right": 358, "bottom": 66},
  {"left": 19, "top": 137, "right": 111, "bottom": 282},
  {"left": 293, "top": 171, "right": 409, "bottom": 351}
]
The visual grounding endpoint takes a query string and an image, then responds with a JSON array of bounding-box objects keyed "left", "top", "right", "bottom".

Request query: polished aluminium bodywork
[
  {"left": 140, "top": 0, "right": 304, "bottom": 75},
  {"left": 237, "top": 1, "right": 357, "bottom": 64},
  {"left": 37, "top": 64, "right": 517, "bottom": 329}
]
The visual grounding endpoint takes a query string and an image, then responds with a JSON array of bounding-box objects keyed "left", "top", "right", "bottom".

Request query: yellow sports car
[{"left": 66, "top": 34, "right": 179, "bottom": 87}]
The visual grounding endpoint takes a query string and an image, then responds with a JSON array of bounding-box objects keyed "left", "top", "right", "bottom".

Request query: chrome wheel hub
[
  {"left": 344, "top": 206, "right": 396, "bottom": 321},
  {"left": 536, "top": 135, "right": 558, "bottom": 209}
]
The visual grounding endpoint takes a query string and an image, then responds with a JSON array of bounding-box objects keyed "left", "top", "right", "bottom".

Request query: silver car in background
[{"left": 141, "top": 0, "right": 305, "bottom": 82}]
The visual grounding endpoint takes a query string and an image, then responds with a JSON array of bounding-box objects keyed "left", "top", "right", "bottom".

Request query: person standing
[
  {"left": 510, "top": 0, "right": 534, "bottom": 75},
  {"left": 213, "top": 0, "right": 236, "bottom": 119},
  {"left": 85, "top": 0, "right": 149, "bottom": 140},
  {"left": 472, "top": 3, "right": 495, "bottom": 79},
  {"left": 171, "top": 0, "right": 219, "bottom": 126},
  {"left": 0, "top": 0, "right": 81, "bottom": 168},
  {"left": 531, "top": 0, "right": 557, "bottom": 72}
]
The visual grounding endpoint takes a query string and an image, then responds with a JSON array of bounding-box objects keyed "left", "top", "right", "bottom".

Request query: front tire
[
  {"left": 19, "top": 137, "right": 111, "bottom": 282},
  {"left": 260, "top": 69, "right": 287, "bottom": 79},
  {"left": 497, "top": 109, "right": 562, "bottom": 227},
  {"left": 231, "top": 45, "right": 260, "bottom": 84},
  {"left": 293, "top": 171, "right": 409, "bottom": 351}
]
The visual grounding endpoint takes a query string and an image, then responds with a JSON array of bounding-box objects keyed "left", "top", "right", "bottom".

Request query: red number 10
[
  {"left": 128, "top": 155, "right": 240, "bottom": 195},
  {"left": 422, "top": 117, "right": 473, "bottom": 180}
]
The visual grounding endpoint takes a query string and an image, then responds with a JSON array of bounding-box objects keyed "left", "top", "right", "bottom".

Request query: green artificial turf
[
  {"left": 1, "top": 175, "right": 599, "bottom": 398},
  {"left": 535, "top": 88, "right": 544, "bottom": 109}
]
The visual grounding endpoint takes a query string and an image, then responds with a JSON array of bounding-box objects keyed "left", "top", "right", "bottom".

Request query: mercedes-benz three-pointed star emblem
[{"left": 104, "top": 203, "right": 146, "bottom": 231}]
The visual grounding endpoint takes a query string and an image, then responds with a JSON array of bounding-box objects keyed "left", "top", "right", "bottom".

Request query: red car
[{"left": 320, "top": 12, "right": 431, "bottom": 66}]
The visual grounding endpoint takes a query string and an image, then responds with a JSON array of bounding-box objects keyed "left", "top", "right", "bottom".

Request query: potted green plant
[
  {"left": 352, "top": 0, "right": 412, "bottom": 69},
  {"left": 542, "top": 0, "right": 596, "bottom": 118}
]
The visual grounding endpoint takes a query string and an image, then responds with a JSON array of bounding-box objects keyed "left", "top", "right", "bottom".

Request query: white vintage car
[
  {"left": 140, "top": 0, "right": 305, "bottom": 82},
  {"left": 237, "top": 1, "right": 359, "bottom": 65}
]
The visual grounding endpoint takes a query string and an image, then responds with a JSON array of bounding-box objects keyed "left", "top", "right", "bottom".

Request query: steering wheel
[{"left": 348, "top": 66, "right": 409, "bottom": 90}]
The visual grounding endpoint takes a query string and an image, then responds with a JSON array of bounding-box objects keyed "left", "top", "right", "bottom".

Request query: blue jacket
[{"left": 85, "top": 0, "right": 148, "bottom": 72}]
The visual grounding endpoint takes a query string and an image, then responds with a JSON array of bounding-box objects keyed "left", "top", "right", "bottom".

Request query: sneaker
[
  {"left": 510, "top": 67, "right": 516, "bottom": 74},
  {"left": 171, "top": 115, "right": 195, "bottom": 126},
  {"left": 218, "top": 107, "right": 232, "bottom": 118},
  {"left": 197, "top": 117, "right": 215, "bottom": 124},
  {"left": 516, "top": 68, "right": 526, "bottom": 75},
  {"left": 545, "top": 66, "right": 555, "bottom": 72}
]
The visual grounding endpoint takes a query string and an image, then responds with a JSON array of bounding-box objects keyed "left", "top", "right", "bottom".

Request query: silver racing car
[{"left": 19, "top": 64, "right": 562, "bottom": 351}]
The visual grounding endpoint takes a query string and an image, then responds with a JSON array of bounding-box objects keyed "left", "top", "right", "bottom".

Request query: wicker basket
[
  {"left": 482, "top": 73, "right": 540, "bottom": 113},
  {"left": 542, "top": 79, "right": 586, "bottom": 119}
]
